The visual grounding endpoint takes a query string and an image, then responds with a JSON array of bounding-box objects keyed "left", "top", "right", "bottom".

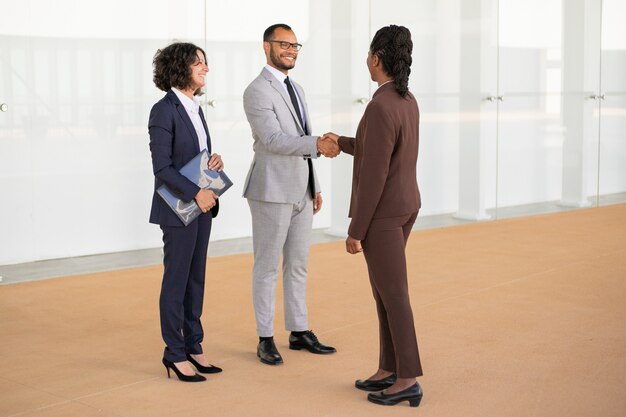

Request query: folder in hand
[{"left": 157, "top": 150, "right": 233, "bottom": 226}]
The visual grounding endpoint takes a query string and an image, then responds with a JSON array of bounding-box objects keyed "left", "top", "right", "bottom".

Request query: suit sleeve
[
  {"left": 348, "top": 102, "right": 396, "bottom": 240},
  {"left": 148, "top": 101, "right": 200, "bottom": 203},
  {"left": 243, "top": 84, "right": 319, "bottom": 158},
  {"left": 338, "top": 136, "right": 356, "bottom": 155}
]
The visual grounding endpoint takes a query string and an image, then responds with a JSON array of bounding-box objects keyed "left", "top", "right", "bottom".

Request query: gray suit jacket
[{"left": 242, "top": 68, "right": 320, "bottom": 203}]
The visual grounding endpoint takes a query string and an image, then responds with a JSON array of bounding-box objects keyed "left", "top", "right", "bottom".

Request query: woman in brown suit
[{"left": 324, "top": 25, "right": 423, "bottom": 407}]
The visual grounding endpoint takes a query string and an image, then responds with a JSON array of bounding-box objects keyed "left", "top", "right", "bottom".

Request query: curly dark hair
[
  {"left": 370, "top": 25, "right": 413, "bottom": 97},
  {"left": 153, "top": 42, "right": 206, "bottom": 96}
]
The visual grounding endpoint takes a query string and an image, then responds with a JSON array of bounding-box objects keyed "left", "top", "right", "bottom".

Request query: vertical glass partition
[
  {"left": 495, "top": 0, "right": 602, "bottom": 218},
  {"left": 0, "top": 8, "right": 34, "bottom": 264},
  {"left": 0, "top": 0, "right": 205, "bottom": 264},
  {"left": 370, "top": 0, "right": 498, "bottom": 227},
  {"left": 599, "top": 0, "right": 626, "bottom": 205},
  {"left": 497, "top": 0, "right": 565, "bottom": 216}
]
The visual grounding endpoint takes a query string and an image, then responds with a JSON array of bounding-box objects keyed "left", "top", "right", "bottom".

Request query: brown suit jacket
[{"left": 338, "top": 82, "right": 421, "bottom": 240}]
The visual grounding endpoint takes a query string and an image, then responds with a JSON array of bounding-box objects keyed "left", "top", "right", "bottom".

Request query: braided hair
[{"left": 369, "top": 25, "right": 413, "bottom": 97}]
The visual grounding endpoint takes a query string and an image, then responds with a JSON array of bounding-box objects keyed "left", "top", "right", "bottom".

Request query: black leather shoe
[
  {"left": 355, "top": 374, "right": 397, "bottom": 391},
  {"left": 257, "top": 339, "right": 283, "bottom": 365},
  {"left": 367, "top": 382, "right": 423, "bottom": 407},
  {"left": 289, "top": 330, "right": 336, "bottom": 354},
  {"left": 186, "top": 354, "right": 223, "bottom": 374}
]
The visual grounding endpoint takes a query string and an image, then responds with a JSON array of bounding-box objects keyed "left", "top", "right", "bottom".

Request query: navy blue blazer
[{"left": 149, "top": 90, "right": 219, "bottom": 226}]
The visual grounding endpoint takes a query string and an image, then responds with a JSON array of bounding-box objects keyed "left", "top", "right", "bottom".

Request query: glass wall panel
[
  {"left": 2, "top": 0, "right": 623, "bottom": 265},
  {"left": 599, "top": 0, "right": 626, "bottom": 204},
  {"left": 496, "top": 95, "right": 598, "bottom": 216},
  {"left": 327, "top": 0, "right": 371, "bottom": 236},
  {"left": 418, "top": 96, "right": 460, "bottom": 215},
  {"left": 0, "top": 33, "right": 35, "bottom": 263},
  {"left": 496, "top": 0, "right": 601, "bottom": 217},
  {"left": 370, "top": 0, "right": 498, "bottom": 225},
  {"left": 0, "top": 0, "right": 204, "bottom": 264}
]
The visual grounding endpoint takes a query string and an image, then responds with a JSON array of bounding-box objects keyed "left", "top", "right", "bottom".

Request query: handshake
[{"left": 316, "top": 132, "right": 341, "bottom": 158}]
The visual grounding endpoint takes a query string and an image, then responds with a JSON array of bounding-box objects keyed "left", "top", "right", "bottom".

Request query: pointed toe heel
[
  {"left": 162, "top": 358, "right": 206, "bottom": 382},
  {"left": 186, "top": 354, "right": 223, "bottom": 374}
]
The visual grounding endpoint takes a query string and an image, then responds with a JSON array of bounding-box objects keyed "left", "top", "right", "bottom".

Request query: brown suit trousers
[{"left": 362, "top": 212, "right": 423, "bottom": 378}]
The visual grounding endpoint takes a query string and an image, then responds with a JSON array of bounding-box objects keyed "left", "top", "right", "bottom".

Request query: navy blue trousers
[{"left": 160, "top": 213, "right": 212, "bottom": 362}]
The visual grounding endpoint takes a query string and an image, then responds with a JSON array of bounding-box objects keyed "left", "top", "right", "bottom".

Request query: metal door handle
[
  {"left": 0, "top": 103, "right": 7, "bottom": 112},
  {"left": 356, "top": 97, "right": 370, "bottom": 105}
]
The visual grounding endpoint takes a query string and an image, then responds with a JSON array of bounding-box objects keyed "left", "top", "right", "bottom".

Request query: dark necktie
[
  {"left": 284, "top": 76, "right": 315, "bottom": 198},
  {"left": 284, "top": 76, "right": 304, "bottom": 128}
]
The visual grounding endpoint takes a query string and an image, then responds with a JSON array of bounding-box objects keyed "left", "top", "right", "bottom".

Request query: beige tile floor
[{"left": 1, "top": 204, "right": 625, "bottom": 417}]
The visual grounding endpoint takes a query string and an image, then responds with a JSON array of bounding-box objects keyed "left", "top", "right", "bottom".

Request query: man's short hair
[{"left": 263, "top": 23, "right": 292, "bottom": 41}]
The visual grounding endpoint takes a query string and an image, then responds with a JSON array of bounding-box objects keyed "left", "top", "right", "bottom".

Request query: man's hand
[
  {"left": 313, "top": 192, "right": 323, "bottom": 214},
  {"left": 322, "top": 132, "right": 339, "bottom": 142},
  {"left": 208, "top": 153, "right": 224, "bottom": 171},
  {"left": 346, "top": 235, "right": 363, "bottom": 254},
  {"left": 195, "top": 189, "right": 218, "bottom": 213},
  {"left": 317, "top": 136, "right": 340, "bottom": 158}
]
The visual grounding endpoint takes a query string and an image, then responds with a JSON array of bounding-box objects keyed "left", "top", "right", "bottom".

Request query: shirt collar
[
  {"left": 171, "top": 87, "right": 200, "bottom": 114},
  {"left": 265, "top": 64, "right": 288, "bottom": 84},
  {"left": 377, "top": 80, "right": 394, "bottom": 90},
  {"left": 373, "top": 80, "right": 395, "bottom": 98}
]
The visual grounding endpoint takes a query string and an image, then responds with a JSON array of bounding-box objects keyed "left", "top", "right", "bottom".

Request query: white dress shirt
[{"left": 171, "top": 87, "right": 208, "bottom": 152}]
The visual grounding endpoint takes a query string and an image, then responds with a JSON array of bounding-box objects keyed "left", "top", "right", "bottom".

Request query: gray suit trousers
[{"left": 248, "top": 192, "right": 313, "bottom": 337}]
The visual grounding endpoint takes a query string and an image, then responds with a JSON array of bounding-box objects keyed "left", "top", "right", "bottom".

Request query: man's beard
[{"left": 270, "top": 50, "right": 296, "bottom": 71}]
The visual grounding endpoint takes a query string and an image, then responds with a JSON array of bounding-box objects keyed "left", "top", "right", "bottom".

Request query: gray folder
[{"left": 157, "top": 150, "right": 233, "bottom": 226}]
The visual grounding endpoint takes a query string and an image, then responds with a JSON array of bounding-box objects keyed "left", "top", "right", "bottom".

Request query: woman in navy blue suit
[{"left": 149, "top": 42, "right": 224, "bottom": 382}]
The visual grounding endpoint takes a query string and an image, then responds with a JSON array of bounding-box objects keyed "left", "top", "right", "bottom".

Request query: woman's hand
[
  {"left": 208, "top": 153, "right": 224, "bottom": 172},
  {"left": 195, "top": 189, "right": 218, "bottom": 212},
  {"left": 346, "top": 236, "right": 363, "bottom": 254}
]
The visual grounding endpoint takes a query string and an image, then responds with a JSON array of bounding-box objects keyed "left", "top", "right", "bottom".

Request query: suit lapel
[{"left": 262, "top": 69, "right": 306, "bottom": 135}]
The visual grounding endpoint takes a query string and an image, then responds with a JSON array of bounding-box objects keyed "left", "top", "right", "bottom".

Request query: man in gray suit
[{"left": 243, "top": 23, "right": 340, "bottom": 365}]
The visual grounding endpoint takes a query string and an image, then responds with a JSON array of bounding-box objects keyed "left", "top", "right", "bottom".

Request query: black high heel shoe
[
  {"left": 162, "top": 358, "right": 206, "bottom": 382},
  {"left": 186, "top": 354, "right": 223, "bottom": 374},
  {"left": 355, "top": 374, "right": 397, "bottom": 391},
  {"left": 367, "top": 383, "right": 423, "bottom": 407}
]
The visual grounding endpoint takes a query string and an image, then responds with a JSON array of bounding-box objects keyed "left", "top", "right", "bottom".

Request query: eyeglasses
[{"left": 267, "top": 40, "right": 302, "bottom": 51}]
